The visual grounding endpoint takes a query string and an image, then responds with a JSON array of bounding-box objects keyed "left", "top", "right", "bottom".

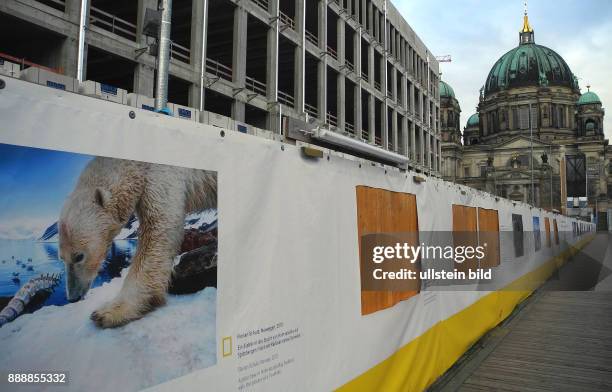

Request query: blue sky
[
  {"left": 393, "top": 0, "right": 612, "bottom": 140},
  {"left": 0, "top": 144, "right": 91, "bottom": 239}
]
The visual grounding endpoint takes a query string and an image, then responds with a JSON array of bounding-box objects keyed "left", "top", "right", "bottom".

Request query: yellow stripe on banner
[{"left": 337, "top": 236, "right": 594, "bottom": 392}]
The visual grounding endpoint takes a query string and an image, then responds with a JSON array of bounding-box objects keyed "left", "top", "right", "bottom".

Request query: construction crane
[{"left": 435, "top": 55, "right": 452, "bottom": 63}]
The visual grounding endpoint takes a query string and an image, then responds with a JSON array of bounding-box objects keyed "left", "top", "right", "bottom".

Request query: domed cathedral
[
  {"left": 440, "top": 80, "right": 463, "bottom": 180},
  {"left": 440, "top": 8, "right": 612, "bottom": 229}
]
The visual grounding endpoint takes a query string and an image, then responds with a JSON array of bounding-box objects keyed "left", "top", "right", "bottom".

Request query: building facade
[
  {"left": 0, "top": 0, "right": 441, "bottom": 175},
  {"left": 441, "top": 11, "right": 611, "bottom": 229}
]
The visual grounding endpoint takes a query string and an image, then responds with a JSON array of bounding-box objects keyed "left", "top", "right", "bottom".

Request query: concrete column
[
  {"left": 419, "top": 126, "right": 425, "bottom": 164},
  {"left": 134, "top": 63, "right": 155, "bottom": 97},
  {"left": 369, "top": 94, "right": 376, "bottom": 143},
  {"left": 337, "top": 17, "right": 345, "bottom": 129},
  {"left": 354, "top": 27, "right": 362, "bottom": 134},
  {"left": 391, "top": 67, "right": 397, "bottom": 104},
  {"left": 133, "top": 0, "right": 158, "bottom": 97},
  {"left": 410, "top": 121, "right": 416, "bottom": 161},
  {"left": 431, "top": 137, "right": 436, "bottom": 171},
  {"left": 187, "top": 0, "right": 207, "bottom": 108},
  {"left": 401, "top": 113, "right": 408, "bottom": 157},
  {"left": 438, "top": 138, "right": 442, "bottom": 173},
  {"left": 354, "top": 84, "right": 362, "bottom": 135},
  {"left": 368, "top": 43, "right": 375, "bottom": 88},
  {"left": 317, "top": 0, "right": 326, "bottom": 121},
  {"left": 232, "top": 6, "right": 247, "bottom": 121},
  {"left": 391, "top": 109, "right": 398, "bottom": 152},
  {"left": 409, "top": 82, "right": 415, "bottom": 115},
  {"left": 59, "top": 0, "right": 84, "bottom": 78},
  {"left": 380, "top": 103, "right": 387, "bottom": 147},
  {"left": 401, "top": 74, "right": 408, "bottom": 112},
  {"left": 381, "top": 60, "right": 388, "bottom": 146},
  {"left": 295, "top": 0, "right": 305, "bottom": 114}
]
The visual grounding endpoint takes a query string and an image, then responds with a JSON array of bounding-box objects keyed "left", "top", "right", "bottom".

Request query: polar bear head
[{"left": 59, "top": 187, "right": 125, "bottom": 302}]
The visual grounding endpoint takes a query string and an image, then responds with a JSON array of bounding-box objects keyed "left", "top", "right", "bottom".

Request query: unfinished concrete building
[{"left": 0, "top": 0, "right": 441, "bottom": 175}]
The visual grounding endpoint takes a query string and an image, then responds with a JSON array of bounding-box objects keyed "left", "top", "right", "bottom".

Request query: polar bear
[{"left": 58, "top": 157, "right": 217, "bottom": 328}]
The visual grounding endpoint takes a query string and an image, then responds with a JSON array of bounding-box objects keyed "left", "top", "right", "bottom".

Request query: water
[{"left": 0, "top": 239, "right": 137, "bottom": 308}]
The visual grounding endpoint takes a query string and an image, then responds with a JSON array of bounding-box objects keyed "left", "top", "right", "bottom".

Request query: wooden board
[
  {"left": 452, "top": 204, "right": 478, "bottom": 272},
  {"left": 356, "top": 186, "right": 420, "bottom": 315},
  {"left": 553, "top": 219, "right": 559, "bottom": 245},
  {"left": 458, "top": 291, "right": 612, "bottom": 392},
  {"left": 477, "top": 208, "right": 500, "bottom": 268}
]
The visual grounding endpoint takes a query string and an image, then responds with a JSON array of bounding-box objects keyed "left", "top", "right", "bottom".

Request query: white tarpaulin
[{"left": 0, "top": 77, "right": 594, "bottom": 391}]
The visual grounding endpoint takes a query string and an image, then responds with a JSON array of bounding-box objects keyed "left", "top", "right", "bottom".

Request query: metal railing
[
  {"left": 89, "top": 6, "right": 137, "bottom": 41},
  {"left": 252, "top": 0, "right": 268, "bottom": 12},
  {"left": 327, "top": 46, "right": 338, "bottom": 60},
  {"left": 326, "top": 112, "right": 338, "bottom": 127},
  {"left": 245, "top": 76, "right": 266, "bottom": 96},
  {"left": 374, "top": 135, "right": 382, "bottom": 146},
  {"left": 0, "top": 51, "right": 62, "bottom": 74},
  {"left": 305, "top": 103, "right": 318, "bottom": 118},
  {"left": 345, "top": 59, "right": 354, "bottom": 72},
  {"left": 361, "top": 72, "right": 369, "bottom": 82},
  {"left": 171, "top": 41, "right": 191, "bottom": 64},
  {"left": 279, "top": 11, "right": 295, "bottom": 30},
  {"left": 305, "top": 30, "right": 318, "bottom": 46},
  {"left": 374, "top": 81, "right": 381, "bottom": 91},
  {"left": 206, "top": 58, "right": 233, "bottom": 81},
  {"left": 345, "top": 122, "right": 355, "bottom": 136},
  {"left": 278, "top": 90, "right": 294, "bottom": 108},
  {"left": 361, "top": 129, "right": 369, "bottom": 141}
]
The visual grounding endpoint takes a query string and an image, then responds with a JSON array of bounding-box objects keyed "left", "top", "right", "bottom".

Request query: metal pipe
[
  {"left": 199, "top": 0, "right": 209, "bottom": 112},
  {"left": 155, "top": 0, "right": 173, "bottom": 111},
  {"left": 76, "top": 0, "right": 89, "bottom": 81},
  {"left": 274, "top": 0, "right": 279, "bottom": 104},
  {"left": 301, "top": 0, "right": 306, "bottom": 115},
  {"left": 529, "top": 102, "right": 534, "bottom": 205},
  {"left": 382, "top": 0, "right": 388, "bottom": 145},
  {"left": 275, "top": 0, "right": 280, "bottom": 134}
]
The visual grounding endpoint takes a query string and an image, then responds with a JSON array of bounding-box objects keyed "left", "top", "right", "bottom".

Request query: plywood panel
[
  {"left": 545, "top": 217, "right": 551, "bottom": 248},
  {"left": 478, "top": 208, "right": 500, "bottom": 268},
  {"left": 452, "top": 205, "right": 478, "bottom": 272},
  {"left": 356, "top": 186, "right": 420, "bottom": 316}
]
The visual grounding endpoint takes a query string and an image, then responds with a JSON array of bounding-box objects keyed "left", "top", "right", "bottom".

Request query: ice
[{"left": 0, "top": 269, "right": 217, "bottom": 392}]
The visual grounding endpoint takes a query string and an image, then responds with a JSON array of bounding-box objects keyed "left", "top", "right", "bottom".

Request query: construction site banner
[{"left": 0, "top": 77, "right": 595, "bottom": 391}]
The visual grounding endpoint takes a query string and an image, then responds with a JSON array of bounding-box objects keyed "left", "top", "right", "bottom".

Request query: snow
[
  {"left": 0, "top": 269, "right": 217, "bottom": 392},
  {"left": 115, "top": 217, "right": 140, "bottom": 240},
  {"left": 184, "top": 209, "right": 217, "bottom": 231}
]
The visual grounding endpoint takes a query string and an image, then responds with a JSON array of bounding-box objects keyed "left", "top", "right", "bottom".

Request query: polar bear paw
[{"left": 91, "top": 295, "right": 165, "bottom": 328}]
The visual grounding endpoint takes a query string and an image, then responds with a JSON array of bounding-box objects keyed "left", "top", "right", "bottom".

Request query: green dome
[
  {"left": 467, "top": 113, "right": 479, "bottom": 127},
  {"left": 484, "top": 43, "right": 577, "bottom": 95},
  {"left": 577, "top": 91, "right": 601, "bottom": 105},
  {"left": 439, "top": 80, "right": 455, "bottom": 99}
]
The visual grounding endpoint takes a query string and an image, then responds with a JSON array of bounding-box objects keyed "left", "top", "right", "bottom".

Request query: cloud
[
  {"left": 393, "top": 0, "right": 612, "bottom": 140},
  {"left": 0, "top": 216, "right": 53, "bottom": 240},
  {"left": 562, "top": 22, "right": 612, "bottom": 140}
]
